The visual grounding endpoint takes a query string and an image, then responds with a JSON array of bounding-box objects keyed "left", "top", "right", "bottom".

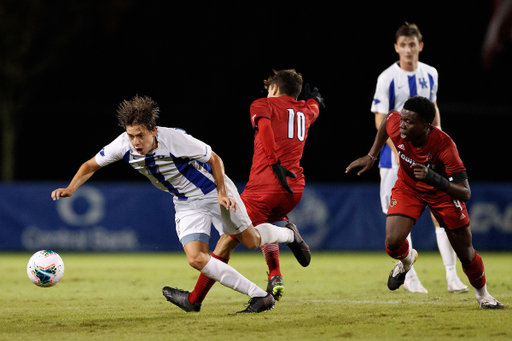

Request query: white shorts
[
  {"left": 173, "top": 175, "right": 252, "bottom": 247},
  {"left": 379, "top": 164, "right": 399, "bottom": 214}
]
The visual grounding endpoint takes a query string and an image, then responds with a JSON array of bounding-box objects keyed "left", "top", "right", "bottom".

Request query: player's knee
[
  {"left": 187, "top": 253, "right": 209, "bottom": 270},
  {"left": 385, "top": 236, "right": 403, "bottom": 251}
]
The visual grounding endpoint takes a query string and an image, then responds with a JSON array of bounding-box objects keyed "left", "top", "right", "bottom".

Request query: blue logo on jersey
[
  {"left": 419, "top": 78, "right": 428, "bottom": 89},
  {"left": 373, "top": 98, "right": 381, "bottom": 105},
  {"left": 100, "top": 148, "right": 105, "bottom": 156}
]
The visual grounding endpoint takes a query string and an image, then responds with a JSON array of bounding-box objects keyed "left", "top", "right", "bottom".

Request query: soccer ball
[{"left": 27, "top": 250, "right": 65, "bottom": 287}]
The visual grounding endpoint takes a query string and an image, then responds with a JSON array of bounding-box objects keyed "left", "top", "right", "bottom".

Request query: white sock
[
  {"left": 254, "top": 223, "right": 294, "bottom": 246},
  {"left": 474, "top": 283, "right": 488, "bottom": 299},
  {"left": 435, "top": 226, "right": 458, "bottom": 280},
  {"left": 200, "top": 257, "right": 267, "bottom": 298},
  {"left": 403, "top": 234, "right": 416, "bottom": 275}
]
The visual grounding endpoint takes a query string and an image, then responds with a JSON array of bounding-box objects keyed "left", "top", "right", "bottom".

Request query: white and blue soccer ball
[{"left": 27, "top": 250, "right": 65, "bottom": 287}]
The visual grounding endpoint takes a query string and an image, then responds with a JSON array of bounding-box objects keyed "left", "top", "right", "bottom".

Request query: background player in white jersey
[
  {"left": 51, "top": 95, "right": 311, "bottom": 313},
  {"left": 370, "top": 22, "right": 468, "bottom": 294}
]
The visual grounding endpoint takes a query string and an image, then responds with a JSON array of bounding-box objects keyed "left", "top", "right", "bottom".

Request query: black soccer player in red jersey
[
  {"left": 163, "top": 69, "right": 323, "bottom": 312},
  {"left": 346, "top": 96, "right": 504, "bottom": 309}
]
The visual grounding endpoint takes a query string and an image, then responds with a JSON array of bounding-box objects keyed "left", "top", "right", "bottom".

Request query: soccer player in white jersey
[
  {"left": 51, "top": 95, "right": 311, "bottom": 313},
  {"left": 370, "top": 22, "right": 468, "bottom": 294}
]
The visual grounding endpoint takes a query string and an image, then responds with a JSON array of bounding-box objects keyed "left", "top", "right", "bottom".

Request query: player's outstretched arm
[
  {"left": 51, "top": 157, "right": 101, "bottom": 201},
  {"left": 346, "top": 113, "right": 390, "bottom": 176}
]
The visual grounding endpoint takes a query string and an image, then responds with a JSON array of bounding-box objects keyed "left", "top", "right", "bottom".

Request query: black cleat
[
  {"left": 285, "top": 222, "right": 311, "bottom": 267},
  {"left": 266, "top": 275, "right": 285, "bottom": 301},
  {"left": 387, "top": 249, "right": 418, "bottom": 291},
  {"left": 236, "top": 293, "right": 275, "bottom": 313},
  {"left": 162, "top": 286, "right": 201, "bottom": 312}
]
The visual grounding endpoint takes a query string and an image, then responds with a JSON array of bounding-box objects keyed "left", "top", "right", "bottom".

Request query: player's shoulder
[
  {"left": 431, "top": 126, "right": 456, "bottom": 147},
  {"left": 418, "top": 61, "right": 438, "bottom": 75},
  {"left": 377, "top": 62, "right": 400, "bottom": 81},
  {"left": 157, "top": 126, "right": 187, "bottom": 136}
]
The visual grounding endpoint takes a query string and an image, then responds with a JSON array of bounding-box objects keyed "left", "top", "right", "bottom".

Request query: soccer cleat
[
  {"left": 387, "top": 249, "right": 418, "bottom": 291},
  {"left": 266, "top": 275, "right": 285, "bottom": 301},
  {"left": 285, "top": 222, "right": 311, "bottom": 267},
  {"left": 162, "top": 286, "right": 201, "bottom": 312},
  {"left": 237, "top": 293, "right": 275, "bottom": 313},
  {"left": 447, "top": 277, "right": 469, "bottom": 293},
  {"left": 477, "top": 293, "right": 504, "bottom": 309},
  {"left": 404, "top": 273, "right": 428, "bottom": 293}
]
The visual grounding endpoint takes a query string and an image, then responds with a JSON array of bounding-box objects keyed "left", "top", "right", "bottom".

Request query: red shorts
[
  {"left": 241, "top": 190, "right": 302, "bottom": 226},
  {"left": 388, "top": 180, "right": 470, "bottom": 230}
]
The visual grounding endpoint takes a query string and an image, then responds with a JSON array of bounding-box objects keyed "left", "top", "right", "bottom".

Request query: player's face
[
  {"left": 394, "top": 36, "right": 423, "bottom": 70},
  {"left": 126, "top": 124, "right": 158, "bottom": 155},
  {"left": 399, "top": 109, "right": 429, "bottom": 144}
]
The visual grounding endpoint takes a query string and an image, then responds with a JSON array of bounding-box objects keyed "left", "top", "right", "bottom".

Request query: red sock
[
  {"left": 261, "top": 243, "right": 281, "bottom": 280},
  {"left": 188, "top": 253, "right": 229, "bottom": 305},
  {"left": 462, "top": 250, "right": 486, "bottom": 289},
  {"left": 385, "top": 239, "right": 409, "bottom": 260}
]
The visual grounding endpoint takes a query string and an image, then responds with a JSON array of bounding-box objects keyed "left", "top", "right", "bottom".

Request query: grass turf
[{"left": 1, "top": 251, "right": 511, "bottom": 341}]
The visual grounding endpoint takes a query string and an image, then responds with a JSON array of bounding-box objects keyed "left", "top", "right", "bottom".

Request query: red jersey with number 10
[
  {"left": 243, "top": 96, "right": 319, "bottom": 194},
  {"left": 386, "top": 111, "right": 466, "bottom": 193}
]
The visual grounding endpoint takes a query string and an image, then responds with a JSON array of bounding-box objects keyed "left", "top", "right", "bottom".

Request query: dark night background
[{"left": 5, "top": 1, "right": 511, "bottom": 185}]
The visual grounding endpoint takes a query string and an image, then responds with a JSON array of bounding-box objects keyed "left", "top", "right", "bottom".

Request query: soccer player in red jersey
[
  {"left": 346, "top": 96, "right": 503, "bottom": 309},
  {"left": 164, "top": 69, "right": 323, "bottom": 312}
]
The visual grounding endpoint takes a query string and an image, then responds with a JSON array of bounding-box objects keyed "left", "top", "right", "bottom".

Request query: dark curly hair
[
  {"left": 116, "top": 95, "right": 160, "bottom": 130},
  {"left": 403, "top": 96, "right": 435, "bottom": 124},
  {"left": 263, "top": 69, "right": 303, "bottom": 99}
]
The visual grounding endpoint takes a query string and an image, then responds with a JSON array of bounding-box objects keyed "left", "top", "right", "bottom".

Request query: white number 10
[{"left": 287, "top": 109, "right": 305, "bottom": 141}]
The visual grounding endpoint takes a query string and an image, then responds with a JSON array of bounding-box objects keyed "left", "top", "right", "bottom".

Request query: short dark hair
[
  {"left": 263, "top": 69, "right": 303, "bottom": 99},
  {"left": 116, "top": 95, "right": 160, "bottom": 130},
  {"left": 403, "top": 96, "right": 436, "bottom": 124},
  {"left": 395, "top": 22, "right": 423, "bottom": 43}
]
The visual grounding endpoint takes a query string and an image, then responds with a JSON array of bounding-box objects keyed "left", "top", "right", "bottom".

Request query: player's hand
[
  {"left": 51, "top": 188, "right": 73, "bottom": 201},
  {"left": 345, "top": 155, "right": 376, "bottom": 176},
  {"left": 271, "top": 160, "right": 297, "bottom": 194},
  {"left": 218, "top": 193, "right": 237, "bottom": 212},
  {"left": 304, "top": 83, "right": 325, "bottom": 109},
  {"left": 411, "top": 163, "right": 428, "bottom": 180}
]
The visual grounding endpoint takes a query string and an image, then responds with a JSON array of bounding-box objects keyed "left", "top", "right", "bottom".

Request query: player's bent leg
[
  {"left": 188, "top": 253, "right": 230, "bottom": 305},
  {"left": 200, "top": 256, "right": 273, "bottom": 312},
  {"left": 237, "top": 223, "right": 294, "bottom": 249},
  {"left": 187, "top": 236, "right": 239, "bottom": 305},
  {"left": 212, "top": 234, "right": 240, "bottom": 258},
  {"left": 445, "top": 226, "right": 504, "bottom": 309},
  {"left": 183, "top": 240, "right": 212, "bottom": 270},
  {"left": 385, "top": 216, "right": 416, "bottom": 291}
]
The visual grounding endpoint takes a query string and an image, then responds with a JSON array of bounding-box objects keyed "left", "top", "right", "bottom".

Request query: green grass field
[{"left": 1, "top": 251, "right": 510, "bottom": 341}]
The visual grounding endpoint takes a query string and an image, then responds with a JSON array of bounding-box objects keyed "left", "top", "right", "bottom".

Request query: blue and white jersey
[
  {"left": 95, "top": 126, "right": 215, "bottom": 200},
  {"left": 371, "top": 61, "right": 438, "bottom": 168}
]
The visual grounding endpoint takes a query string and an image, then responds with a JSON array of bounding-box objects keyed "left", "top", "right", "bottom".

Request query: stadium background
[{"left": 1, "top": 1, "right": 511, "bottom": 252}]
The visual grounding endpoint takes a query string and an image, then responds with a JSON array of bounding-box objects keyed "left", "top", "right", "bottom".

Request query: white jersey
[
  {"left": 95, "top": 126, "right": 215, "bottom": 200},
  {"left": 371, "top": 61, "right": 438, "bottom": 168}
]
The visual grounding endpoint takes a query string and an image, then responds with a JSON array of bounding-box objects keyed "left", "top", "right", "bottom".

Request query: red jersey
[
  {"left": 386, "top": 111, "right": 466, "bottom": 193},
  {"left": 244, "top": 96, "right": 319, "bottom": 194}
]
